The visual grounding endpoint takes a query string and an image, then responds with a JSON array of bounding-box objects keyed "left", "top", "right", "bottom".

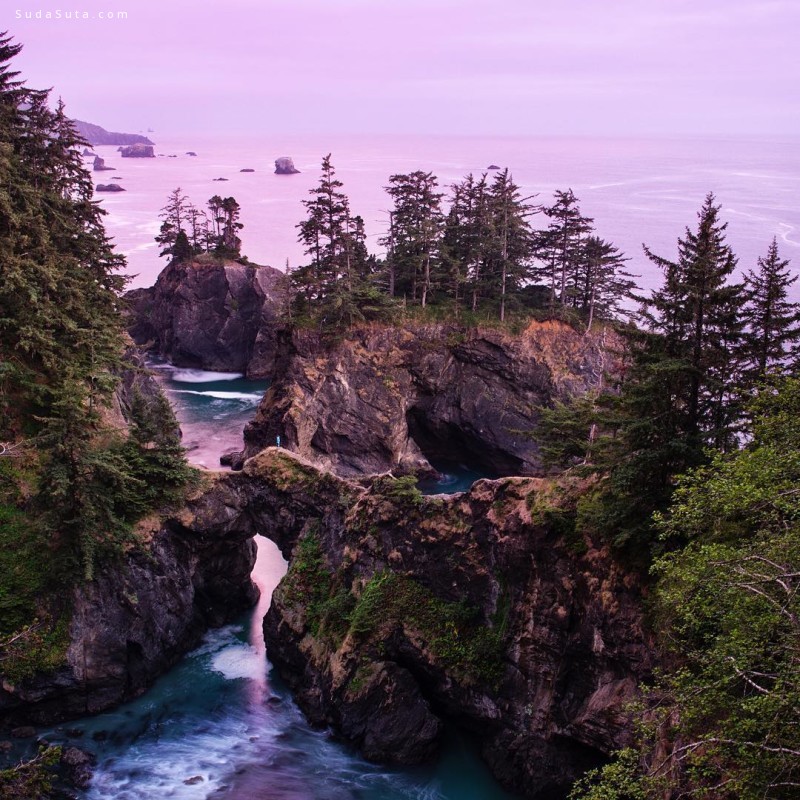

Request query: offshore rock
[
  {"left": 95, "top": 183, "right": 125, "bottom": 192},
  {"left": 274, "top": 156, "right": 300, "bottom": 175},
  {"left": 125, "top": 258, "right": 288, "bottom": 378},
  {"left": 244, "top": 321, "right": 618, "bottom": 478},
  {"left": 120, "top": 143, "right": 155, "bottom": 158},
  {"left": 92, "top": 156, "right": 113, "bottom": 171}
]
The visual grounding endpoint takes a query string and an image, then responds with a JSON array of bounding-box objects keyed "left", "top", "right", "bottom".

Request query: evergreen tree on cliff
[
  {"left": 0, "top": 33, "right": 192, "bottom": 691},
  {"left": 382, "top": 170, "right": 444, "bottom": 307},
  {"left": 540, "top": 195, "right": 745, "bottom": 554},
  {"left": 291, "top": 154, "right": 390, "bottom": 327},
  {"left": 486, "top": 169, "right": 537, "bottom": 321},
  {"left": 741, "top": 238, "right": 800, "bottom": 382},
  {"left": 539, "top": 189, "right": 594, "bottom": 309}
]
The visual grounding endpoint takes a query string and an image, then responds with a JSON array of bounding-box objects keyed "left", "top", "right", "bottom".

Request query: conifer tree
[
  {"left": 487, "top": 169, "right": 536, "bottom": 321},
  {"left": 292, "top": 155, "right": 388, "bottom": 327},
  {"left": 742, "top": 238, "right": 800, "bottom": 382},
  {"left": 540, "top": 189, "right": 594, "bottom": 308},
  {"left": 382, "top": 171, "right": 444, "bottom": 307}
]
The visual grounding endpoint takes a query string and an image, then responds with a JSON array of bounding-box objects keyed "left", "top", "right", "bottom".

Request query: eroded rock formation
[
  {"left": 244, "top": 321, "right": 618, "bottom": 478},
  {"left": 126, "top": 258, "right": 288, "bottom": 378},
  {"left": 120, "top": 143, "right": 155, "bottom": 158},
  {"left": 174, "top": 448, "right": 653, "bottom": 798},
  {"left": 0, "top": 365, "right": 259, "bottom": 726}
]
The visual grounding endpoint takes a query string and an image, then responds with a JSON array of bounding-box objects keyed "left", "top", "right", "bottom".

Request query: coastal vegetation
[
  {"left": 286, "top": 155, "right": 637, "bottom": 329},
  {"left": 0, "top": 24, "right": 193, "bottom": 737}
]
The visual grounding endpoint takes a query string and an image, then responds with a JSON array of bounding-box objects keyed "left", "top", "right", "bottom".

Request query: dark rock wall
[
  {"left": 244, "top": 321, "right": 619, "bottom": 478},
  {"left": 126, "top": 258, "right": 287, "bottom": 378},
  {"left": 181, "top": 449, "right": 652, "bottom": 798}
]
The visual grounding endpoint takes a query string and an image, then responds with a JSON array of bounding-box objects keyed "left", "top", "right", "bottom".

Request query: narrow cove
[{"left": 42, "top": 369, "right": 516, "bottom": 799}]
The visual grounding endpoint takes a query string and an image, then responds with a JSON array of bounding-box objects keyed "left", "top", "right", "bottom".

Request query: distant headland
[{"left": 72, "top": 119, "right": 154, "bottom": 146}]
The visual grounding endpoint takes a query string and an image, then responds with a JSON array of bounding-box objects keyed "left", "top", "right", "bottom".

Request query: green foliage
[
  {"left": 0, "top": 745, "right": 61, "bottom": 800},
  {"left": 370, "top": 474, "right": 424, "bottom": 508},
  {"left": 283, "top": 531, "right": 353, "bottom": 642},
  {"left": 574, "top": 378, "right": 800, "bottom": 799},
  {"left": 349, "top": 571, "right": 504, "bottom": 684}
]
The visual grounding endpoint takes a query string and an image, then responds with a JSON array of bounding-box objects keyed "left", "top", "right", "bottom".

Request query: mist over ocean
[{"left": 92, "top": 133, "right": 800, "bottom": 294}]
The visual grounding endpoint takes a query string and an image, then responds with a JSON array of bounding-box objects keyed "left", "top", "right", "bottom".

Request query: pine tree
[
  {"left": 578, "top": 236, "right": 636, "bottom": 329},
  {"left": 292, "top": 155, "right": 388, "bottom": 327},
  {"left": 540, "top": 189, "right": 594, "bottom": 308},
  {"left": 486, "top": 169, "right": 537, "bottom": 321},
  {"left": 642, "top": 193, "right": 744, "bottom": 447},
  {"left": 742, "top": 238, "right": 800, "bottom": 382},
  {"left": 382, "top": 171, "right": 444, "bottom": 307}
]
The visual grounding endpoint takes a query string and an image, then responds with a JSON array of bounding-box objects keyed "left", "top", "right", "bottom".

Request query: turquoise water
[
  {"left": 418, "top": 464, "right": 493, "bottom": 496},
  {"left": 28, "top": 371, "right": 515, "bottom": 799},
  {"left": 36, "top": 536, "right": 516, "bottom": 799},
  {"left": 148, "top": 364, "right": 269, "bottom": 470}
]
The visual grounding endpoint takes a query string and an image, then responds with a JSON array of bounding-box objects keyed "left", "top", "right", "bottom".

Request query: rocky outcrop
[
  {"left": 92, "top": 156, "right": 113, "bottom": 172},
  {"left": 274, "top": 156, "right": 300, "bottom": 175},
  {"left": 125, "top": 258, "right": 288, "bottom": 378},
  {"left": 244, "top": 321, "right": 618, "bottom": 478},
  {"left": 0, "top": 488, "right": 258, "bottom": 726},
  {"left": 120, "top": 143, "right": 155, "bottom": 158},
  {"left": 73, "top": 120, "right": 153, "bottom": 146},
  {"left": 0, "top": 364, "right": 259, "bottom": 727},
  {"left": 179, "top": 448, "right": 652, "bottom": 797},
  {"left": 95, "top": 183, "right": 124, "bottom": 192}
]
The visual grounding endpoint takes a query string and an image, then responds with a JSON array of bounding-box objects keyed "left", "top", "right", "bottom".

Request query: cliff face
[
  {"left": 195, "top": 449, "right": 652, "bottom": 798},
  {"left": 244, "top": 321, "right": 618, "bottom": 478},
  {"left": 0, "top": 362, "right": 259, "bottom": 727},
  {"left": 126, "top": 258, "right": 287, "bottom": 378},
  {"left": 0, "top": 481, "right": 258, "bottom": 726}
]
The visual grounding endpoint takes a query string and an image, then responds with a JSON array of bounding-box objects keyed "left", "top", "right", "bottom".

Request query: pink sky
[{"left": 8, "top": 0, "right": 800, "bottom": 136}]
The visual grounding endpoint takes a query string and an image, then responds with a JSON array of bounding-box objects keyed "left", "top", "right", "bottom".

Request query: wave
[
  {"left": 171, "top": 389, "right": 262, "bottom": 402},
  {"left": 170, "top": 369, "right": 245, "bottom": 383}
]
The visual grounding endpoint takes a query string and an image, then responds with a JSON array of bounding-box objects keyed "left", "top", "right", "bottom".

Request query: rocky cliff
[
  {"left": 185, "top": 448, "right": 652, "bottom": 798},
  {"left": 126, "top": 258, "right": 287, "bottom": 378},
  {"left": 244, "top": 321, "right": 618, "bottom": 478},
  {"left": 0, "top": 363, "right": 259, "bottom": 726}
]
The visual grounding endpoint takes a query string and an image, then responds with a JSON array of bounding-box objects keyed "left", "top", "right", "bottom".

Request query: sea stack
[
  {"left": 95, "top": 184, "right": 125, "bottom": 192},
  {"left": 274, "top": 156, "right": 300, "bottom": 175},
  {"left": 93, "top": 156, "right": 113, "bottom": 171},
  {"left": 120, "top": 143, "right": 156, "bottom": 158}
]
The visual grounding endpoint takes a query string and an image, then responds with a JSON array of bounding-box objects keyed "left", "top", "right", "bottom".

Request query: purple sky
[{"left": 8, "top": 0, "right": 800, "bottom": 136}]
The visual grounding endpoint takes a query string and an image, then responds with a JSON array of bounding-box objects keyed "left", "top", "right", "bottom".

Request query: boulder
[
  {"left": 212, "top": 177, "right": 229, "bottom": 181},
  {"left": 186, "top": 151, "right": 197, "bottom": 156},
  {"left": 120, "top": 143, "right": 155, "bottom": 158},
  {"left": 95, "top": 184, "right": 125, "bottom": 192},
  {"left": 487, "top": 164, "right": 500, "bottom": 170},
  {"left": 240, "top": 168, "right": 255, "bottom": 172},
  {"left": 82, "top": 148, "right": 97, "bottom": 157},
  {"left": 274, "top": 156, "right": 300, "bottom": 175}
]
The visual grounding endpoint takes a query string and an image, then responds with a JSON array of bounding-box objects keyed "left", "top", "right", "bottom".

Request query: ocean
[{"left": 92, "top": 133, "right": 800, "bottom": 294}]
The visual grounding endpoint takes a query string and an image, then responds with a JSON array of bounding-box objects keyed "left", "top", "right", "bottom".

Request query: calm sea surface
[{"left": 91, "top": 133, "right": 800, "bottom": 293}]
